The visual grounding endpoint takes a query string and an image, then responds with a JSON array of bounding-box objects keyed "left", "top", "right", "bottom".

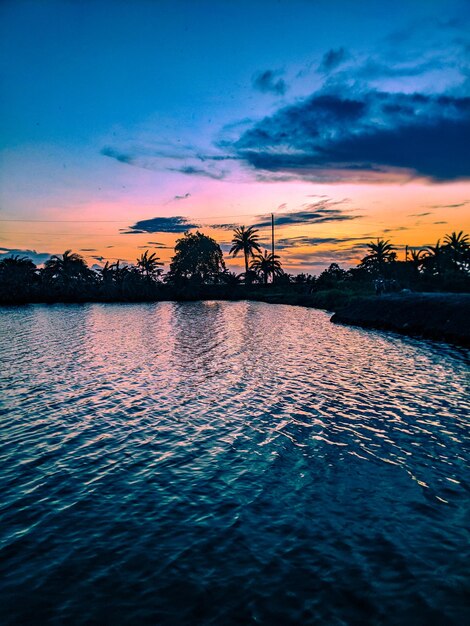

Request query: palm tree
[
  {"left": 221, "top": 271, "right": 243, "bottom": 287},
  {"left": 443, "top": 231, "right": 469, "bottom": 271},
  {"left": 230, "top": 226, "right": 261, "bottom": 282},
  {"left": 112, "top": 260, "right": 132, "bottom": 286},
  {"left": 136, "top": 250, "right": 163, "bottom": 282},
  {"left": 100, "top": 261, "right": 114, "bottom": 284},
  {"left": 0, "top": 255, "right": 37, "bottom": 299},
  {"left": 0, "top": 255, "right": 37, "bottom": 283},
  {"left": 43, "top": 250, "right": 92, "bottom": 284},
  {"left": 409, "top": 249, "right": 425, "bottom": 273},
  {"left": 100, "top": 261, "right": 132, "bottom": 293},
  {"left": 424, "top": 240, "right": 446, "bottom": 276},
  {"left": 444, "top": 230, "right": 469, "bottom": 251},
  {"left": 360, "top": 239, "right": 397, "bottom": 275},
  {"left": 250, "top": 250, "right": 282, "bottom": 285}
]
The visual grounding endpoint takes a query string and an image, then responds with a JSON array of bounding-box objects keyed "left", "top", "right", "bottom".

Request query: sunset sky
[{"left": 1, "top": 0, "right": 469, "bottom": 273}]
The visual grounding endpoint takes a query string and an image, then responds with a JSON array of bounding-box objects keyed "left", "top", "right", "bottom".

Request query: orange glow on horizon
[{"left": 2, "top": 179, "right": 469, "bottom": 273}]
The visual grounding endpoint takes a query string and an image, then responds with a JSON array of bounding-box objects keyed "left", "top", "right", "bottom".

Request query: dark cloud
[
  {"left": 252, "top": 69, "right": 287, "bottom": 95},
  {"left": 91, "top": 255, "right": 106, "bottom": 262},
  {"left": 275, "top": 235, "right": 369, "bottom": 250},
  {"left": 318, "top": 47, "right": 349, "bottom": 73},
  {"left": 282, "top": 244, "right": 368, "bottom": 269},
  {"left": 427, "top": 201, "right": 469, "bottom": 208},
  {"left": 409, "top": 212, "right": 432, "bottom": 217},
  {"left": 231, "top": 90, "right": 470, "bottom": 182},
  {"left": 80, "top": 248, "right": 97, "bottom": 252},
  {"left": 124, "top": 216, "right": 200, "bottom": 234},
  {"left": 101, "top": 146, "right": 134, "bottom": 165},
  {"left": 168, "top": 166, "right": 227, "bottom": 180},
  {"left": 139, "top": 243, "right": 171, "bottom": 249},
  {"left": 0, "top": 248, "right": 52, "bottom": 265},
  {"left": 210, "top": 223, "right": 239, "bottom": 230},
  {"left": 174, "top": 193, "right": 191, "bottom": 200}
]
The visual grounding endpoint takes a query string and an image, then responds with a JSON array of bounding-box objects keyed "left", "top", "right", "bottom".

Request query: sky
[{"left": 1, "top": 0, "right": 469, "bottom": 273}]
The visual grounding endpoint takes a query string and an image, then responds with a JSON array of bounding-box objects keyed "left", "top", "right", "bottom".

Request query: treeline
[
  {"left": 0, "top": 228, "right": 469, "bottom": 304},
  {"left": 307, "top": 232, "right": 470, "bottom": 294}
]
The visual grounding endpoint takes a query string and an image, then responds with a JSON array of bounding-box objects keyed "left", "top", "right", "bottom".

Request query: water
[{"left": 0, "top": 302, "right": 469, "bottom": 625}]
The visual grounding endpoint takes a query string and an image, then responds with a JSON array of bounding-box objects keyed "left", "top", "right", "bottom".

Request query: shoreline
[{"left": 331, "top": 293, "right": 470, "bottom": 348}]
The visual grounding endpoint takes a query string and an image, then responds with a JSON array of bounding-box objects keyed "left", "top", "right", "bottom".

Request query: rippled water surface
[{"left": 1, "top": 302, "right": 469, "bottom": 625}]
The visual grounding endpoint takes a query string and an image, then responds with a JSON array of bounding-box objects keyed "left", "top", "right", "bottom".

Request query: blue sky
[{"left": 1, "top": 0, "right": 469, "bottom": 270}]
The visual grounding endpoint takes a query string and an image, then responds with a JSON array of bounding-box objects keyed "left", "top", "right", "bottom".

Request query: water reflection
[{"left": 0, "top": 302, "right": 469, "bottom": 625}]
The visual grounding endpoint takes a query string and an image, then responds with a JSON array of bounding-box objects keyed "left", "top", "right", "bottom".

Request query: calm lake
[{"left": 1, "top": 302, "right": 469, "bottom": 625}]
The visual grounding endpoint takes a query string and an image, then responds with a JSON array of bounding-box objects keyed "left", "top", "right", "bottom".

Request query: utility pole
[
  {"left": 271, "top": 213, "right": 275, "bottom": 284},
  {"left": 405, "top": 245, "right": 408, "bottom": 263}
]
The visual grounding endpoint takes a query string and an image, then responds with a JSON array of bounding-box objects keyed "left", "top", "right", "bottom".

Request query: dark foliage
[
  {"left": 0, "top": 230, "right": 468, "bottom": 305},
  {"left": 166, "top": 231, "right": 226, "bottom": 286},
  {"left": 229, "top": 226, "right": 261, "bottom": 283},
  {"left": 250, "top": 250, "right": 283, "bottom": 285}
]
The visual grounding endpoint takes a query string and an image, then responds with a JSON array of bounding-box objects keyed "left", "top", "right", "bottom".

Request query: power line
[
  {"left": 0, "top": 219, "right": 177, "bottom": 223},
  {"left": 0, "top": 232, "right": 124, "bottom": 236},
  {"left": 0, "top": 213, "right": 269, "bottom": 223},
  {"left": 0, "top": 210, "right": 367, "bottom": 223}
]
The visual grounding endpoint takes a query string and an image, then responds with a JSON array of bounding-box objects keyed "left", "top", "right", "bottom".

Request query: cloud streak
[
  {"left": 252, "top": 199, "right": 362, "bottom": 228},
  {"left": 101, "top": 145, "right": 230, "bottom": 180},
  {"left": 427, "top": 201, "right": 469, "bottom": 208}
]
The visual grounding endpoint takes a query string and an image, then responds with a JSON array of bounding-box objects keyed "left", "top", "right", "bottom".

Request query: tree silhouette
[
  {"left": 221, "top": 271, "right": 243, "bottom": 287},
  {"left": 250, "top": 250, "right": 282, "bottom": 285},
  {"left": 230, "top": 226, "right": 261, "bottom": 283},
  {"left": 99, "top": 260, "right": 132, "bottom": 297},
  {"left": 41, "top": 250, "right": 94, "bottom": 297},
  {"left": 443, "top": 231, "right": 470, "bottom": 271},
  {"left": 360, "top": 239, "right": 397, "bottom": 276},
  {"left": 100, "top": 261, "right": 114, "bottom": 283},
  {"left": 0, "top": 255, "right": 37, "bottom": 299},
  {"left": 136, "top": 250, "right": 163, "bottom": 282},
  {"left": 444, "top": 230, "right": 469, "bottom": 252},
  {"left": 1, "top": 229, "right": 468, "bottom": 304},
  {"left": 43, "top": 250, "right": 92, "bottom": 284},
  {"left": 0, "top": 255, "right": 36, "bottom": 283},
  {"left": 316, "top": 263, "right": 347, "bottom": 289},
  {"left": 167, "top": 231, "right": 226, "bottom": 285},
  {"left": 424, "top": 240, "right": 446, "bottom": 277},
  {"left": 409, "top": 249, "right": 425, "bottom": 274}
]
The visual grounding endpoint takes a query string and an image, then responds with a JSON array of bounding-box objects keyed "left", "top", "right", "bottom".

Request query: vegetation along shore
[{"left": 1, "top": 227, "right": 469, "bottom": 346}]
